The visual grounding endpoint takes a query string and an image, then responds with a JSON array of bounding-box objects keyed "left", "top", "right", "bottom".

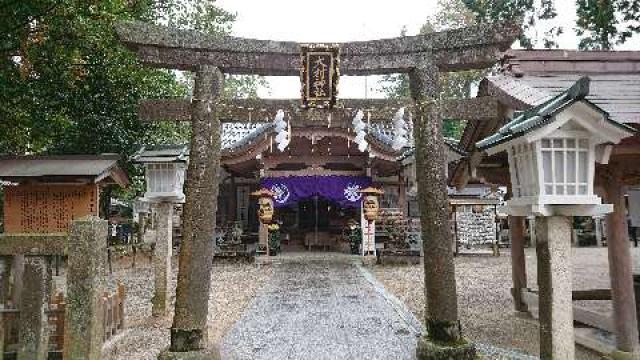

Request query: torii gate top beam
[{"left": 115, "top": 21, "right": 520, "bottom": 75}]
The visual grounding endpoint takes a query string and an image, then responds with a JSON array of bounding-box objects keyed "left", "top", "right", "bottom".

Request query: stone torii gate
[{"left": 116, "top": 20, "right": 520, "bottom": 359}]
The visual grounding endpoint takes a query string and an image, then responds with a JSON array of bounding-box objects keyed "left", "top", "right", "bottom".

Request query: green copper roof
[{"left": 476, "top": 76, "right": 636, "bottom": 151}]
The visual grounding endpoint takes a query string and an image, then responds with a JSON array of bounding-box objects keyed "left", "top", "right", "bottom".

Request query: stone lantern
[
  {"left": 132, "top": 145, "right": 188, "bottom": 203},
  {"left": 131, "top": 144, "right": 189, "bottom": 317},
  {"left": 477, "top": 77, "right": 634, "bottom": 217},
  {"left": 476, "top": 76, "right": 635, "bottom": 360},
  {"left": 251, "top": 188, "right": 276, "bottom": 224}
]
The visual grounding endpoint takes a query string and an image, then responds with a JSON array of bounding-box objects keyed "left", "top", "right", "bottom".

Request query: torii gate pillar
[
  {"left": 411, "top": 63, "right": 476, "bottom": 358},
  {"left": 161, "top": 65, "right": 223, "bottom": 360}
]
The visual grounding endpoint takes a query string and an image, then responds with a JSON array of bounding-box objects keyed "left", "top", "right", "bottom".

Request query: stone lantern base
[
  {"left": 158, "top": 348, "right": 221, "bottom": 360},
  {"left": 416, "top": 336, "right": 477, "bottom": 360}
]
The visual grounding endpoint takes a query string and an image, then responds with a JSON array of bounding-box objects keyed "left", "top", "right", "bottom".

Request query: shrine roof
[
  {"left": 487, "top": 50, "right": 640, "bottom": 124},
  {"left": 132, "top": 144, "right": 189, "bottom": 163},
  {"left": 0, "top": 154, "right": 129, "bottom": 186},
  {"left": 476, "top": 76, "right": 636, "bottom": 151}
]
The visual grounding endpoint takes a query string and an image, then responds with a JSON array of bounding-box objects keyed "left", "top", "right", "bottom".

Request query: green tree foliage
[
  {"left": 379, "top": 0, "right": 483, "bottom": 139},
  {"left": 576, "top": 0, "right": 640, "bottom": 50},
  {"left": 462, "top": 0, "right": 562, "bottom": 49},
  {"left": 0, "top": 0, "right": 265, "bottom": 207}
]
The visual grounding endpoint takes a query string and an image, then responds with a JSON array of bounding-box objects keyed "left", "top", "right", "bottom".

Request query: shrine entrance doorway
[
  {"left": 278, "top": 196, "right": 360, "bottom": 252},
  {"left": 261, "top": 174, "right": 372, "bottom": 253}
]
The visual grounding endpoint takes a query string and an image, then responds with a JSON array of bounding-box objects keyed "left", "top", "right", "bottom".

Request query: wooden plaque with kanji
[{"left": 3, "top": 184, "right": 98, "bottom": 233}]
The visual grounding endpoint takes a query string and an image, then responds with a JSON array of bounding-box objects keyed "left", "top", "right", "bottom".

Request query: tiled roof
[
  {"left": 0, "top": 154, "right": 128, "bottom": 186},
  {"left": 488, "top": 74, "right": 640, "bottom": 124},
  {"left": 135, "top": 122, "right": 400, "bottom": 159},
  {"left": 477, "top": 76, "right": 635, "bottom": 150}
]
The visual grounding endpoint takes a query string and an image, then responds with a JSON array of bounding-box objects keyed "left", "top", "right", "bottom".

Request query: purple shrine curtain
[{"left": 261, "top": 176, "right": 372, "bottom": 208}]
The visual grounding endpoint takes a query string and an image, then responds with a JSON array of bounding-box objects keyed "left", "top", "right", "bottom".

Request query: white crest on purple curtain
[{"left": 344, "top": 183, "right": 363, "bottom": 202}]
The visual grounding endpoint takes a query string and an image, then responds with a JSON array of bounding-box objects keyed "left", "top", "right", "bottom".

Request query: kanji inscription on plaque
[
  {"left": 300, "top": 44, "right": 340, "bottom": 109},
  {"left": 3, "top": 184, "right": 98, "bottom": 233}
]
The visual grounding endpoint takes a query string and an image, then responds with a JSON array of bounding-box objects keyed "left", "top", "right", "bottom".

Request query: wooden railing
[{"left": 102, "top": 283, "right": 125, "bottom": 341}]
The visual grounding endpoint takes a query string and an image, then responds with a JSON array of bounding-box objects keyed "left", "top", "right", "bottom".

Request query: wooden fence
[{"left": 1, "top": 284, "right": 125, "bottom": 358}]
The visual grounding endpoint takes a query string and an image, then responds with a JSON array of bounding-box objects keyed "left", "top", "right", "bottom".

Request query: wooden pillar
[
  {"left": 536, "top": 216, "right": 574, "bottom": 360},
  {"left": 509, "top": 216, "right": 528, "bottom": 312},
  {"left": 229, "top": 177, "right": 237, "bottom": 222},
  {"left": 17, "top": 256, "right": 51, "bottom": 360},
  {"left": 528, "top": 217, "right": 537, "bottom": 247},
  {"left": 398, "top": 173, "right": 407, "bottom": 217},
  {"left": 605, "top": 166, "right": 640, "bottom": 354},
  {"left": 169, "top": 65, "right": 223, "bottom": 354}
]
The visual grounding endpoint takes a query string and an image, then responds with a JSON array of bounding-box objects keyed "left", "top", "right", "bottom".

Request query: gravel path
[
  {"left": 371, "top": 246, "right": 640, "bottom": 360},
  {"left": 102, "top": 257, "right": 273, "bottom": 360},
  {"left": 221, "top": 260, "right": 421, "bottom": 360}
]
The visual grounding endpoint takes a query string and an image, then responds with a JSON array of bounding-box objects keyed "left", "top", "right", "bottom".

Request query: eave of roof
[
  {"left": 476, "top": 76, "right": 636, "bottom": 151},
  {"left": 0, "top": 154, "right": 129, "bottom": 187}
]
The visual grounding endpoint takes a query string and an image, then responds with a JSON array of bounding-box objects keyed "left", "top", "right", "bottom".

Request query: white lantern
[
  {"left": 132, "top": 145, "right": 189, "bottom": 203},
  {"left": 477, "top": 77, "right": 634, "bottom": 216},
  {"left": 143, "top": 162, "right": 186, "bottom": 201}
]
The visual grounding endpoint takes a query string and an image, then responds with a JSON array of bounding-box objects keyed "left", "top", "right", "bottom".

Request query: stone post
[
  {"left": 152, "top": 201, "right": 173, "bottom": 317},
  {"left": 536, "top": 216, "right": 574, "bottom": 360},
  {"left": 12, "top": 255, "right": 24, "bottom": 307},
  {"left": 165, "top": 65, "right": 223, "bottom": 358},
  {"left": 17, "top": 256, "right": 51, "bottom": 360},
  {"left": 0, "top": 256, "right": 10, "bottom": 305},
  {"left": 605, "top": 166, "right": 640, "bottom": 357},
  {"left": 64, "top": 216, "right": 108, "bottom": 360},
  {"left": 410, "top": 64, "right": 475, "bottom": 359},
  {"left": 509, "top": 216, "right": 528, "bottom": 313},
  {"left": 594, "top": 216, "right": 603, "bottom": 247}
]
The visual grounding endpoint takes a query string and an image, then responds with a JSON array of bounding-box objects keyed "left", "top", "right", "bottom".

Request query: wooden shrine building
[{"left": 0, "top": 155, "right": 129, "bottom": 233}]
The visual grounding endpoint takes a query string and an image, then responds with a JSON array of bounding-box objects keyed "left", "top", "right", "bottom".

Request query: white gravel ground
[
  {"left": 102, "top": 256, "right": 273, "bottom": 360},
  {"left": 371, "top": 246, "right": 640, "bottom": 360}
]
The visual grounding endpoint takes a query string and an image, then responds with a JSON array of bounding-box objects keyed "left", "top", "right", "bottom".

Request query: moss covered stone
[{"left": 416, "top": 336, "right": 477, "bottom": 360}]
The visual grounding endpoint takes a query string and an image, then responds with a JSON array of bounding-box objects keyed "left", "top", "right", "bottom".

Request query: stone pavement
[
  {"left": 221, "top": 258, "right": 420, "bottom": 360},
  {"left": 221, "top": 256, "right": 539, "bottom": 360}
]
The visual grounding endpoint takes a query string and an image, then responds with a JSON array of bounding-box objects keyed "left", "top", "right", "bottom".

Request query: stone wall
[{"left": 455, "top": 205, "right": 496, "bottom": 246}]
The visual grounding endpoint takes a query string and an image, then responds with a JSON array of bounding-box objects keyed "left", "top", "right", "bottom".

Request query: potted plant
[
  {"left": 267, "top": 222, "right": 281, "bottom": 256},
  {"left": 347, "top": 219, "right": 361, "bottom": 255}
]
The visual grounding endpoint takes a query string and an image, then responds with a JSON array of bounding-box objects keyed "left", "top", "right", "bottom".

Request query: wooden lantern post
[
  {"left": 251, "top": 188, "right": 276, "bottom": 255},
  {"left": 358, "top": 187, "right": 384, "bottom": 258}
]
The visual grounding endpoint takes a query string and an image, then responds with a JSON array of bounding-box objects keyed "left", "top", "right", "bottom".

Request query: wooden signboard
[
  {"left": 3, "top": 184, "right": 98, "bottom": 233},
  {"left": 300, "top": 44, "right": 340, "bottom": 109}
]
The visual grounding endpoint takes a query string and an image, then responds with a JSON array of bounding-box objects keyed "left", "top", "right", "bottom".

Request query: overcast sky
[{"left": 216, "top": 0, "right": 639, "bottom": 99}]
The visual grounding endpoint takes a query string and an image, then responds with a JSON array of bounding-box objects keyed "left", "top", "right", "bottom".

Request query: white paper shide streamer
[
  {"left": 352, "top": 110, "right": 368, "bottom": 152},
  {"left": 273, "top": 109, "right": 290, "bottom": 152},
  {"left": 391, "top": 107, "right": 408, "bottom": 151}
]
